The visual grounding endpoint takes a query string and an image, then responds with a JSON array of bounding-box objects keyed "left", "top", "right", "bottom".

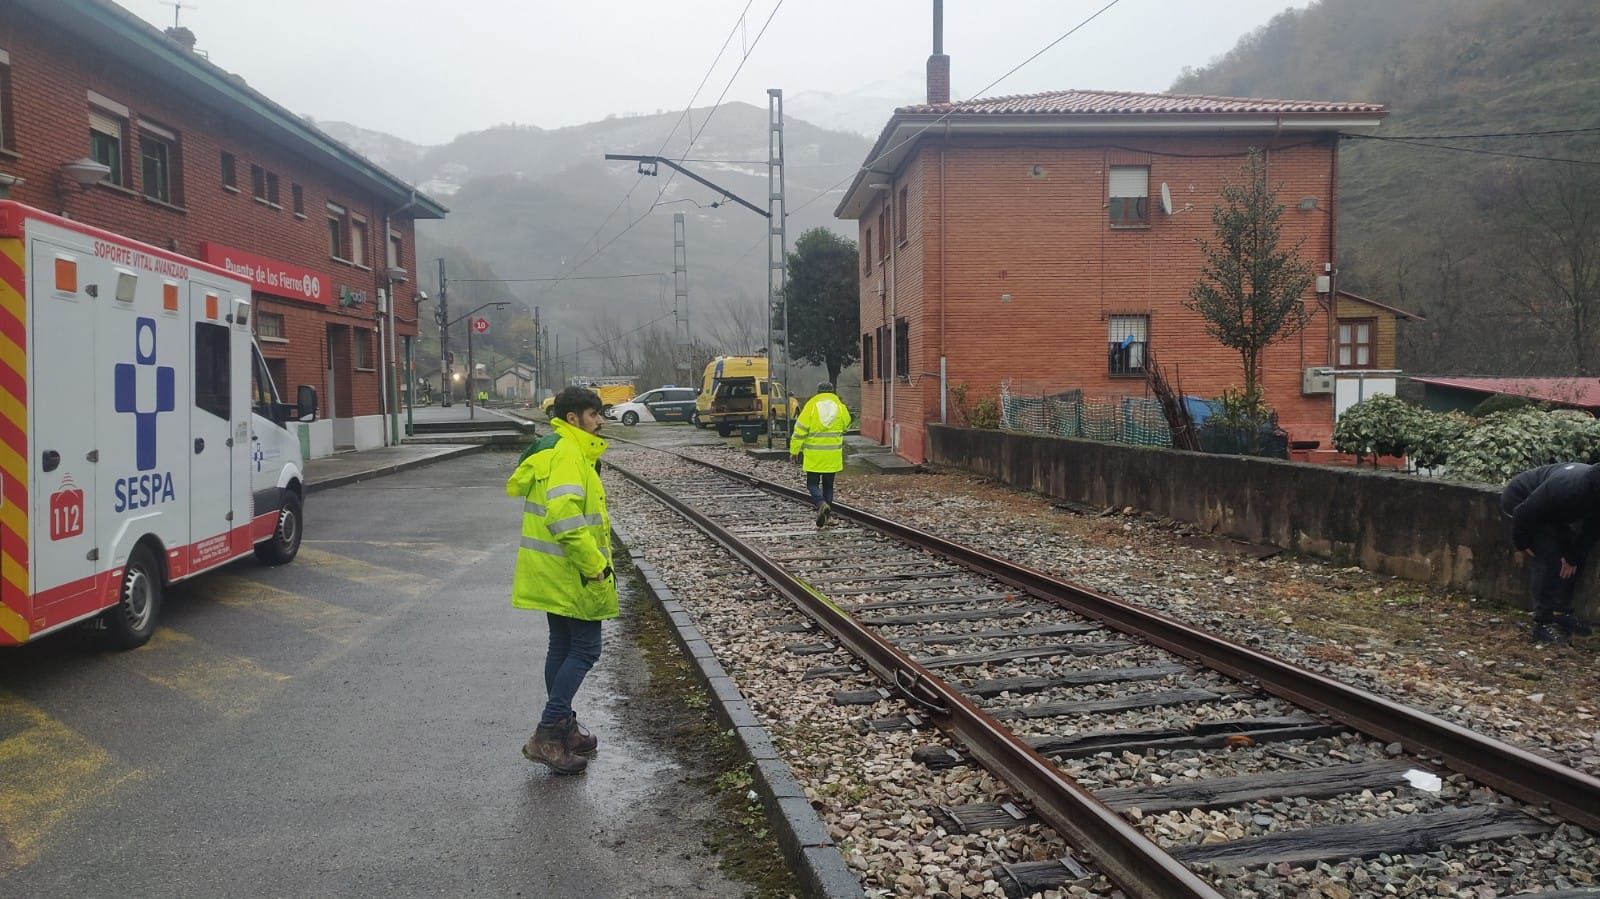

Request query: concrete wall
[{"left": 927, "top": 424, "right": 1595, "bottom": 618}]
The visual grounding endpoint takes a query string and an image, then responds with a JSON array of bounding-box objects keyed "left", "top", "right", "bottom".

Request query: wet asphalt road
[{"left": 0, "top": 453, "right": 740, "bottom": 898}]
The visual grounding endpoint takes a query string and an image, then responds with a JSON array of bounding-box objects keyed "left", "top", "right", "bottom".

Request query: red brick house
[
  {"left": 0, "top": 0, "right": 446, "bottom": 457},
  {"left": 838, "top": 70, "right": 1386, "bottom": 463}
]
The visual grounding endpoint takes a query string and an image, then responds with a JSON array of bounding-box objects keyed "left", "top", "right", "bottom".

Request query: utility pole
[
  {"left": 674, "top": 212, "right": 690, "bottom": 385},
  {"left": 437, "top": 258, "right": 451, "bottom": 407},
  {"left": 533, "top": 305, "right": 542, "bottom": 403},
  {"left": 766, "top": 88, "right": 789, "bottom": 449}
]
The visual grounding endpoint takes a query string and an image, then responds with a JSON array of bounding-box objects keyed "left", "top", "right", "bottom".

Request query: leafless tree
[
  {"left": 1488, "top": 163, "right": 1600, "bottom": 376},
  {"left": 705, "top": 295, "right": 765, "bottom": 354}
]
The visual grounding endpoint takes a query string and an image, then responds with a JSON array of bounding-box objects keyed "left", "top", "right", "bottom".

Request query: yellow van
[{"left": 695, "top": 355, "right": 768, "bottom": 428}]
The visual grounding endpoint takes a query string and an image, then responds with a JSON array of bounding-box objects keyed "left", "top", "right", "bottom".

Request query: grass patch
[{"left": 620, "top": 562, "right": 799, "bottom": 899}]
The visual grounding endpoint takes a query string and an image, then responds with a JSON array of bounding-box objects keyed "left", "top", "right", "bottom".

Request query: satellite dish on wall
[{"left": 1160, "top": 182, "right": 1174, "bottom": 216}]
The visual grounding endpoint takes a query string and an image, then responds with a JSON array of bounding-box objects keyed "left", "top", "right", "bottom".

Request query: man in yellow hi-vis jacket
[
  {"left": 790, "top": 382, "right": 853, "bottom": 527},
  {"left": 506, "top": 387, "right": 615, "bottom": 774}
]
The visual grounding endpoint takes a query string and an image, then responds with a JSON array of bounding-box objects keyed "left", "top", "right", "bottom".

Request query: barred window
[{"left": 1108, "top": 314, "right": 1149, "bottom": 376}]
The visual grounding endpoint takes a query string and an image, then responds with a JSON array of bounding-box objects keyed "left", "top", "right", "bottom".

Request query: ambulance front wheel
[
  {"left": 255, "top": 492, "right": 303, "bottom": 566},
  {"left": 101, "top": 544, "right": 162, "bottom": 650}
]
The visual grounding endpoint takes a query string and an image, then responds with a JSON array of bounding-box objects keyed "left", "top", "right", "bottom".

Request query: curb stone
[
  {"left": 304, "top": 445, "right": 487, "bottom": 494},
  {"left": 612, "top": 521, "right": 865, "bottom": 899}
]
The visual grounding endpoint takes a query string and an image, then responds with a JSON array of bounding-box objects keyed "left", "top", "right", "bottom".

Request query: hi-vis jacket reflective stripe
[
  {"left": 505, "top": 418, "right": 618, "bottom": 621},
  {"left": 790, "top": 393, "right": 852, "bottom": 473}
]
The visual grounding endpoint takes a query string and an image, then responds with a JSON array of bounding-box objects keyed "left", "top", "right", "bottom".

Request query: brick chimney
[
  {"left": 926, "top": 0, "right": 950, "bottom": 105},
  {"left": 164, "top": 26, "right": 197, "bottom": 52}
]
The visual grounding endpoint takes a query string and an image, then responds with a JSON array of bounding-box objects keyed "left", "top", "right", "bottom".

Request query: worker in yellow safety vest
[
  {"left": 790, "top": 382, "right": 853, "bottom": 527},
  {"left": 505, "top": 386, "right": 615, "bottom": 774}
]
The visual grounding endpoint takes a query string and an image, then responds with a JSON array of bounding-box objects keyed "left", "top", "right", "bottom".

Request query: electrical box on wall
[
  {"left": 1315, "top": 275, "right": 1332, "bottom": 294},
  {"left": 1302, "top": 367, "right": 1334, "bottom": 395}
]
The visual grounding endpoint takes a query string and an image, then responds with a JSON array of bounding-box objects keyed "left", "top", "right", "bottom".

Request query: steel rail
[
  {"left": 608, "top": 458, "right": 1224, "bottom": 899},
  {"left": 611, "top": 440, "right": 1600, "bottom": 835}
]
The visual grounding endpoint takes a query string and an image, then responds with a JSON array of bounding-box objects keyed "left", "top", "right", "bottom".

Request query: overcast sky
[{"left": 121, "top": 0, "right": 1313, "bottom": 145}]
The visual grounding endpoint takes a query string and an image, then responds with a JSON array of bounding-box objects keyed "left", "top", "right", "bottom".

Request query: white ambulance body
[{"left": 0, "top": 201, "right": 312, "bottom": 648}]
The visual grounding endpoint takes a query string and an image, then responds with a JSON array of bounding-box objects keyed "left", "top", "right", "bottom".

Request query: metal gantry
[
  {"left": 766, "top": 88, "right": 788, "bottom": 448},
  {"left": 674, "top": 212, "right": 691, "bottom": 383}
]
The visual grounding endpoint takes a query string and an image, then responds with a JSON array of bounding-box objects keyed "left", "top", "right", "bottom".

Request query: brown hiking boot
[
  {"left": 522, "top": 725, "right": 588, "bottom": 774},
  {"left": 560, "top": 714, "right": 599, "bottom": 756}
]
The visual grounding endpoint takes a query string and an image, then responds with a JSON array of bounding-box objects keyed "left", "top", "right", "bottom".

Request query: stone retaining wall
[{"left": 926, "top": 425, "right": 1596, "bottom": 619}]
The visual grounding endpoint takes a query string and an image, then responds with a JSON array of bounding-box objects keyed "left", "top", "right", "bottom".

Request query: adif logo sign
[{"left": 113, "top": 317, "right": 177, "bottom": 512}]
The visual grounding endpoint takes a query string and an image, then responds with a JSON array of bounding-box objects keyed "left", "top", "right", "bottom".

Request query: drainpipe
[
  {"left": 887, "top": 198, "right": 897, "bottom": 451},
  {"left": 385, "top": 191, "right": 421, "bottom": 447},
  {"left": 939, "top": 123, "right": 949, "bottom": 424}
]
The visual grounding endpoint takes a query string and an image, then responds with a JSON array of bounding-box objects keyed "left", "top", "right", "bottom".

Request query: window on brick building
[
  {"left": 327, "top": 202, "right": 349, "bottom": 261},
  {"left": 878, "top": 208, "right": 888, "bottom": 261},
  {"left": 896, "top": 187, "right": 908, "bottom": 245},
  {"left": 1338, "top": 318, "right": 1375, "bottom": 369},
  {"left": 256, "top": 311, "right": 286, "bottom": 341},
  {"left": 354, "top": 330, "right": 374, "bottom": 370},
  {"left": 862, "top": 332, "right": 874, "bottom": 381},
  {"left": 138, "top": 123, "right": 176, "bottom": 203},
  {"left": 89, "top": 104, "right": 127, "bottom": 187},
  {"left": 0, "top": 50, "right": 13, "bottom": 153},
  {"left": 220, "top": 152, "right": 236, "bottom": 190},
  {"left": 266, "top": 172, "right": 280, "bottom": 207},
  {"left": 1109, "top": 166, "right": 1150, "bottom": 226},
  {"left": 350, "top": 216, "right": 369, "bottom": 267},
  {"left": 291, "top": 184, "right": 304, "bottom": 216},
  {"left": 863, "top": 227, "right": 873, "bottom": 274},
  {"left": 251, "top": 164, "right": 266, "bottom": 201},
  {"left": 894, "top": 318, "right": 909, "bottom": 379},
  {"left": 1107, "top": 314, "right": 1149, "bottom": 376},
  {"left": 388, "top": 231, "right": 403, "bottom": 270},
  {"left": 876, "top": 324, "right": 889, "bottom": 380}
]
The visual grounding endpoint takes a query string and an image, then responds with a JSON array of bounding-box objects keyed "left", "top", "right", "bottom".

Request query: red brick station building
[
  {"left": 0, "top": 0, "right": 446, "bottom": 457},
  {"left": 840, "top": 51, "right": 1390, "bottom": 463}
]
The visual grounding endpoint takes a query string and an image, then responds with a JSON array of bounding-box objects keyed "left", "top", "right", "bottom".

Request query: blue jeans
[
  {"left": 805, "top": 471, "right": 835, "bottom": 509},
  {"left": 540, "top": 613, "right": 603, "bottom": 729}
]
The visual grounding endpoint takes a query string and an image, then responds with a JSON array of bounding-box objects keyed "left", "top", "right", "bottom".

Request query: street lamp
[{"left": 449, "top": 301, "right": 509, "bottom": 420}]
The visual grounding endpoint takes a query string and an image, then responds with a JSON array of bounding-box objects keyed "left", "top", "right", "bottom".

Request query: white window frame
[{"left": 1108, "top": 165, "right": 1150, "bottom": 227}]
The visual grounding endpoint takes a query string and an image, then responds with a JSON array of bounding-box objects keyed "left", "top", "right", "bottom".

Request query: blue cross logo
[
  {"left": 114, "top": 317, "right": 176, "bottom": 472},
  {"left": 253, "top": 443, "right": 265, "bottom": 472}
]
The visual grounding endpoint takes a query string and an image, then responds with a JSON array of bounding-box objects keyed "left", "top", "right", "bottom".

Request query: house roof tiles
[{"left": 895, "top": 88, "right": 1387, "bottom": 117}]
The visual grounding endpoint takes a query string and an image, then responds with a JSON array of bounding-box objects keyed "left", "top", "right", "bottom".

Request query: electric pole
[
  {"left": 674, "top": 212, "right": 690, "bottom": 385},
  {"left": 437, "top": 258, "right": 451, "bottom": 407},
  {"left": 766, "top": 88, "right": 788, "bottom": 449},
  {"left": 533, "top": 305, "right": 542, "bottom": 403}
]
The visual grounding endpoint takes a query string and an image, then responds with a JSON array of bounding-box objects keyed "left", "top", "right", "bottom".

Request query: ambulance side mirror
[{"left": 296, "top": 385, "right": 319, "bottom": 423}]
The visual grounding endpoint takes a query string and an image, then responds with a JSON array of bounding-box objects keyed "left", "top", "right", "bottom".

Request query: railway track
[{"left": 606, "top": 441, "right": 1600, "bottom": 899}]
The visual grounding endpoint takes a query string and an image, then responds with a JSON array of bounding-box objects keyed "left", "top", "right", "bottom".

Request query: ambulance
[{"left": 0, "top": 202, "right": 314, "bottom": 649}]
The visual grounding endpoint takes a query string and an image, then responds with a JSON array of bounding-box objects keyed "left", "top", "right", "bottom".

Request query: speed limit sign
[{"left": 472, "top": 317, "right": 490, "bottom": 335}]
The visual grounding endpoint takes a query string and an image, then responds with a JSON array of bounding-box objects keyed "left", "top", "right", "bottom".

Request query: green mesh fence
[{"left": 1000, "top": 382, "right": 1172, "bottom": 448}]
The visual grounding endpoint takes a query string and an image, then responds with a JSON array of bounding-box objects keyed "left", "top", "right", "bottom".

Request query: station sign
[{"left": 199, "top": 242, "right": 330, "bottom": 305}]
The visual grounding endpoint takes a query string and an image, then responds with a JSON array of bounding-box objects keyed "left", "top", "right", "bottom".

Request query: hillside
[
  {"left": 318, "top": 105, "right": 873, "bottom": 374},
  {"left": 1174, "top": 0, "right": 1600, "bottom": 376}
]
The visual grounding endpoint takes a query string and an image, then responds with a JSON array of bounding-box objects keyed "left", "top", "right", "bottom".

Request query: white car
[{"left": 604, "top": 387, "right": 698, "bottom": 426}]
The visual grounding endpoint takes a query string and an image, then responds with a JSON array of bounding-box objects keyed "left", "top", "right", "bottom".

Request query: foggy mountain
[
  {"left": 318, "top": 104, "right": 874, "bottom": 367},
  {"left": 1174, "top": 0, "right": 1600, "bottom": 375}
]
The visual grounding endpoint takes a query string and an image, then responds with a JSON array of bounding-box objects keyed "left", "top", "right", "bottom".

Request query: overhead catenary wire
[
  {"left": 1359, "top": 125, "right": 1600, "bottom": 140},
  {"left": 713, "top": 0, "right": 1126, "bottom": 273},
  {"left": 537, "top": 0, "right": 787, "bottom": 298},
  {"left": 534, "top": 0, "right": 759, "bottom": 301},
  {"left": 451, "top": 272, "right": 671, "bottom": 283},
  {"left": 1341, "top": 132, "right": 1600, "bottom": 167}
]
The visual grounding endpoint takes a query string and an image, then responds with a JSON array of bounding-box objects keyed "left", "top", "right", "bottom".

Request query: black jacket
[{"left": 1501, "top": 462, "right": 1600, "bottom": 561}]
